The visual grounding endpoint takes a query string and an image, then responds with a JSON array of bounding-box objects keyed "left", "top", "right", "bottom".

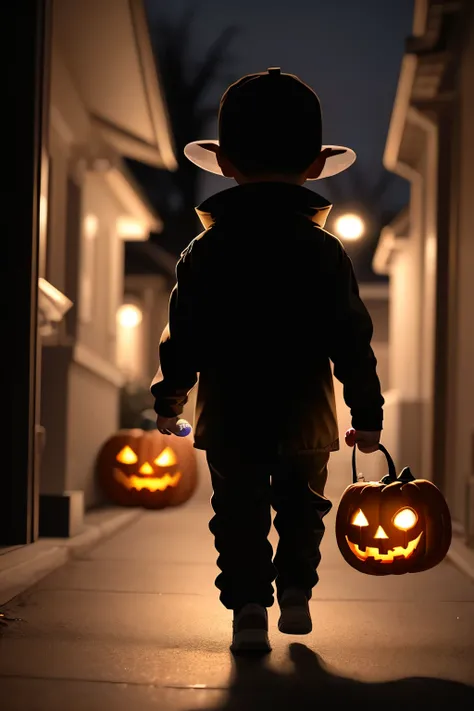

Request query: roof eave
[{"left": 128, "top": 0, "right": 178, "bottom": 172}]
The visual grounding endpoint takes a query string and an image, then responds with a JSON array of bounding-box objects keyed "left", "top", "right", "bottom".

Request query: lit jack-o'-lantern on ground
[
  {"left": 336, "top": 444, "right": 451, "bottom": 575},
  {"left": 97, "top": 428, "right": 198, "bottom": 509}
]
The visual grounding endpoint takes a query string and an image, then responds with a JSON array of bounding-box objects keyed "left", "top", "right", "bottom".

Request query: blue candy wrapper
[{"left": 176, "top": 420, "right": 192, "bottom": 437}]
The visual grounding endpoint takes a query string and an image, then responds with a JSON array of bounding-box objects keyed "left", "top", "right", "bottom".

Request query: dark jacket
[{"left": 151, "top": 182, "right": 384, "bottom": 453}]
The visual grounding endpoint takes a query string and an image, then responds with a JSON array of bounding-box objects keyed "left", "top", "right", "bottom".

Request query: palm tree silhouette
[{"left": 127, "top": 7, "right": 239, "bottom": 257}]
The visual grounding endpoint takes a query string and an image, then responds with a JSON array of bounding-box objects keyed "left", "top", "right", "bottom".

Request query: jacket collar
[{"left": 195, "top": 182, "right": 333, "bottom": 231}]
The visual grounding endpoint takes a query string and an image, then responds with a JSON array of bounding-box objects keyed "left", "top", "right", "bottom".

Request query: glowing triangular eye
[
  {"left": 393, "top": 508, "right": 417, "bottom": 530},
  {"left": 154, "top": 447, "right": 177, "bottom": 467},
  {"left": 351, "top": 509, "right": 369, "bottom": 526},
  {"left": 116, "top": 446, "right": 138, "bottom": 464}
]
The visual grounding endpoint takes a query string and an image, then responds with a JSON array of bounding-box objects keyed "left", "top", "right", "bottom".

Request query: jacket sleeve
[
  {"left": 150, "top": 252, "right": 198, "bottom": 418},
  {"left": 327, "top": 241, "right": 384, "bottom": 431}
]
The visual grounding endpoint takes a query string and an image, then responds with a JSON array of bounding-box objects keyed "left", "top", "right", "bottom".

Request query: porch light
[
  {"left": 116, "top": 217, "right": 148, "bottom": 240},
  {"left": 117, "top": 303, "right": 143, "bottom": 328},
  {"left": 334, "top": 213, "right": 365, "bottom": 241}
]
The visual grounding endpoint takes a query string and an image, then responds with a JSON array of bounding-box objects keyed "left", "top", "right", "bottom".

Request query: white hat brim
[{"left": 184, "top": 140, "right": 356, "bottom": 180}]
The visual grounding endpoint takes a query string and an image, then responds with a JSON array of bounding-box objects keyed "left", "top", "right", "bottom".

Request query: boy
[{"left": 151, "top": 68, "right": 384, "bottom": 654}]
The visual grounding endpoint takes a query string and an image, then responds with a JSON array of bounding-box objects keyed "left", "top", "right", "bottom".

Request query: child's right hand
[
  {"left": 156, "top": 415, "right": 192, "bottom": 437},
  {"left": 345, "top": 428, "right": 381, "bottom": 454}
]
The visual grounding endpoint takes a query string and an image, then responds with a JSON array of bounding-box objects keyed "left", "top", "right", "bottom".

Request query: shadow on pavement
[{"left": 189, "top": 643, "right": 474, "bottom": 711}]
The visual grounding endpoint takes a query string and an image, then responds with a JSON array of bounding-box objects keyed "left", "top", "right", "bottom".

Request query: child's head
[
  {"left": 215, "top": 68, "right": 328, "bottom": 184},
  {"left": 184, "top": 68, "right": 355, "bottom": 184}
]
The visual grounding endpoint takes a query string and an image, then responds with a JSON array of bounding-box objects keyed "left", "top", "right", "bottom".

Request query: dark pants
[{"left": 206, "top": 446, "right": 332, "bottom": 611}]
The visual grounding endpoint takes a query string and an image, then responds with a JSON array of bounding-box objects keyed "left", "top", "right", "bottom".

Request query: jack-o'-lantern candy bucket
[
  {"left": 335, "top": 444, "right": 452, "bottom": 575},
  {"left": 96, "top": 426, "right": 198, "bottom": 510}
]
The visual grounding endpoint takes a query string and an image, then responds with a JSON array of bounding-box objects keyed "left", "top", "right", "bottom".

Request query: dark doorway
[{"left": 3, "top": 1, "right": 51, "bottom": 545}]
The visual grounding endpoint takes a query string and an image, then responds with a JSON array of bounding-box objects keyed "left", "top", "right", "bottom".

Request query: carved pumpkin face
[
  {"left": 97, "top": 429, "right": 198, "bottom": 509},
  {"left": 336, "top": 468, "right": 452, "bottom": 575}
]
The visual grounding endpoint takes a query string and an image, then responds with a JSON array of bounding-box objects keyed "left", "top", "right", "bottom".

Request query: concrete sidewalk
[{"left": 1, "top": 449, "right": 474, "bottom": 710}]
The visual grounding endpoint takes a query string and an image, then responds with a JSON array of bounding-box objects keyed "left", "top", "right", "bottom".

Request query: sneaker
[
  {"left": 230, "top": 603, "right": 271, "bottom": 654},
  {"left": 278, "top": 588, "right": 312, "bottom": 635}
]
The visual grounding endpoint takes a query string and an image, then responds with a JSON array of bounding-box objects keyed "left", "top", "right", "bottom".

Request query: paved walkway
[{"left": 1, "top": 449, "right": 474, "bottom": 710}]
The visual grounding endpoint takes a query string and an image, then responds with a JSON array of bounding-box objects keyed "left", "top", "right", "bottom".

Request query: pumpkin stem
[
  {"left": 140, "top": 409, "right": 157, "bottom": 431},
  {"left": 398, "top": 466, "right": 415, "bottom": 483}
]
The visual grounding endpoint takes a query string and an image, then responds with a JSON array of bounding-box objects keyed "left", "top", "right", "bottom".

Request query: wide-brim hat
[
  {"left": 184, "top": 140, "right": 356, "bottom": 181},
  {"left": 184, "top": 67, "right": 356, "bottom": 180}
]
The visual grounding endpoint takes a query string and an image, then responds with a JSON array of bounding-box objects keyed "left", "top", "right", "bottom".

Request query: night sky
[{"left": 146, "top": 0, "right": 414, "bottom": 215}]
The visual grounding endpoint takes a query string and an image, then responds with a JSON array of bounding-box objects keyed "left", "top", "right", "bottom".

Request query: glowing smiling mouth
[
  {"left": 345, "top": 532, "right": 423, "bottom": 563},
  {"left": 114, "top": 469, "right": 181, "bottom": 492}
]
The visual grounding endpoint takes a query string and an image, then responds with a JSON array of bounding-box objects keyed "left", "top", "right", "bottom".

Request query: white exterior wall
[
  {"left": 332, "top": 287, "right": 390, "bottom": 482},
  {"left": 118, "top": 275, "right": 198, "bottom": 427},
  {"left": 376, "top": 112, "right": 439, "bottom": 485},
  {"left": 35, "top": 0, "right": 175, "bottom": 523},
  {"left": 65, "top": 174, "right": 126, "bottom": 504},
  {"left": 41, "top": 43, "right": 127, "bottom": 508},
  {"left": 450, "top": 10, "right": 474, "bottom": 536},
  {"left": 374, "top": 2, "right": 474, "bottom": 546},
  {"left": 78, "top": 174, "right": 125, "bottom": 364},
  {"left": 121, "top": 275, "right": 171, "bottom": 387},
  {"left": 416, "top": 114, "right": 439, "bottom": 488},
  {"left": 389, "top": 241, "right": 422, "bottom": 401}
]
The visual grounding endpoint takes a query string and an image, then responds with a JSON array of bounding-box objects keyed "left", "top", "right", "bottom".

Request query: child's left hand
[{"left": 156, "top": 415, "right": 182, "bottom": 436}]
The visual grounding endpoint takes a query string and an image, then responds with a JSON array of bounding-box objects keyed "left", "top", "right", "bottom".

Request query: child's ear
[{"left": 215, "top": 146, "right": 236, "bottom": 178}]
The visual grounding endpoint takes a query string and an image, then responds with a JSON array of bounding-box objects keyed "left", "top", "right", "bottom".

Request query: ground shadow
[{"left": 187, "top": 643, "right": 474, "bottom": 711}]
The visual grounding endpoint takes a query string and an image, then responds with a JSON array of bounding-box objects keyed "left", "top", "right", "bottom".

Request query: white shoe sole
[
  {"left": 231, "top": 629, "right": 272, "bottom": 654},
  {"left": 278, "top": 607, "right": 312, "bottom": 635}
]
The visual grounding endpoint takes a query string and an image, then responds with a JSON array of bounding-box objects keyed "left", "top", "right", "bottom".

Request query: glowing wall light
[
  {"left": 117, "top": 303, "right": 143, "bottom": 329},
  {"left": 116, "top": 217, "right": 148, "bottom": 240},
  {"left": 116, "top": 301, "right": 144, "bottom": 380},
  {"left": 334, "top": 213, "right": 365, "bottom": 241}
]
